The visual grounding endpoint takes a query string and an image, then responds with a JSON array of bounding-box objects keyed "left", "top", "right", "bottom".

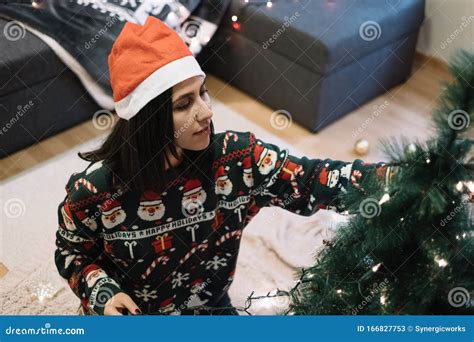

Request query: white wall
[{"left": 417, "top": 0, "right": 473, "bottom": 62}]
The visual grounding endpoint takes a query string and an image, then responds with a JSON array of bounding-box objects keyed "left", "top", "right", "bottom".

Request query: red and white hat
[
  {"left": 182, "top": 179, "right": 203, "bottom": 197},
  {"left": 139, "top": 190, "right": 163, "bottom": 206},
  {"left": 108, "top": 16, "right": 205, "bottom": 120},
  {"left": 242, "top": 156, "right": 252, "bottom": 174},
  {"left": 215, "top": 165, "right": 229, "bottom": 181},
  {"left": 101, "top": 199, "right": 122, "bottom": 216},
  {"left": 253, "top": 143, "right": 270, "bottom": 166}
]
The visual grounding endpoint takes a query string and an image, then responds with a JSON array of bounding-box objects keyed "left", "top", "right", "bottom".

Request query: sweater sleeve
[
  {"left": 54, "top": 176, "right": 123, "bottom": 315},
  {"left": 249, "top": 133, "right": 390, "bottom": 215}
]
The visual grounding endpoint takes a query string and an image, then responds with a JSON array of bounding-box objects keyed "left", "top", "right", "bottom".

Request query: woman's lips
[{"left": 194, "top": 125, "right": 210, "bottom": 135}]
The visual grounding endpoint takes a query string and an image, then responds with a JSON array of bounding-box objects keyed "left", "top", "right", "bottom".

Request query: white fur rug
[{"left": 0, "top": 99, "right": 346, "bottom": 315}]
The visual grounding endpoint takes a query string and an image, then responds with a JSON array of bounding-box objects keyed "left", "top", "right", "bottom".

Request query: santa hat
[
  {"left": 242, "top": 156, "right": 252, "bottom": 174},
  {"left": 101, "top": 199, "right": 122, "bottom": 216},
  {"left": 108, "top": 16, "right": 205, "bottom": 120},
  {"left": 75, "top": 210, "right": 89, "bottom": 222},
  {"left": 253, "top": 143, "right": 269, "bottom": 166},
  {"left": 139, "top": 190, "right": 163, "bottom": 206},
  {"left": 319, "top": 164, "right": 329, "bottom": 185},
  {"left": 62, "top": 201, "right": 74, "bottom": 220},
  {"left": 191, "top": 278, "right": 204, "bottom": 286},
  {"left": 215, "top": 166, "right": 229, "bottom": 181},
  {"left": 182, "top": 179, "right": 202, "bottom": 197},
  {"left": 160, "top": 296, "right": 174, "bottom": 308},
  {"left": 83, "top": 264, "right": 101, "bottom": 278}
]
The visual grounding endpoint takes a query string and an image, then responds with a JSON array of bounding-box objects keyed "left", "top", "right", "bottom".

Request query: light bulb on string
[
  {"left": 434, "top": 256, "right": 448, "bottom": 268},
  {"left": 379, "top": 191, "right": 390, "bottom": 205},
  {"left": 371, "top": 262, "right": 382, "bottom": 273}
]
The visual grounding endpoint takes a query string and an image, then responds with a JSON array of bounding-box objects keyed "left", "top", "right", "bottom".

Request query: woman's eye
[
  {"left": 175, "top": 100, "right": 191, "bottom": 111},
  {"left": 200, "top": 88, "right": 209, "bottom": 97}
]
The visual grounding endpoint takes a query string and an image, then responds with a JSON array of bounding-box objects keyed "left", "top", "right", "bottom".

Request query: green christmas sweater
[{"left": 55, "top": 130, "right": 389, "bottom": 315}]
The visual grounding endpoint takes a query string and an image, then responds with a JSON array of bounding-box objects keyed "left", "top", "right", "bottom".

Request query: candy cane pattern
[
  {"left": 215, "top": 229, "right": 242, "bottom": 246},
  {"left": 141, "top": 255, "right": 170, "bottom": 280},
  {"left": 351, "top": 170, "right": 363, "bottom": 190},
  {"left": 290, "top": 165, "right": 305, "bottom": 198},
  {"left": 222, "top": 132, "right": 238, "bottom": 155},
  {"left": 179, "top": 241, "right": 208, "bottom": 265},
  {"left": 74, "top": 177, "right": 98, "bottom": 194}
]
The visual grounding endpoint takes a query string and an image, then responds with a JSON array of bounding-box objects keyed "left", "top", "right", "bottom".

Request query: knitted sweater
[{"left": 55, "top": 130, "right": 387, "bottom": 315}]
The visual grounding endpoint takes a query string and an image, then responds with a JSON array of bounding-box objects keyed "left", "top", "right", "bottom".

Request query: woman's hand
[{"left": 104, "top": 292, "right": 142, "bottom": 315}]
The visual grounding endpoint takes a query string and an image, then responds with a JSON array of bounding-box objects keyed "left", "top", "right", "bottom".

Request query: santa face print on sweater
[
  {"left": 137, "top": 190, "right": 166, "bottom": 222},
  {"left": 76, "top": 209, "right": 98, "bottom": 231},
  {"left": 85, "top": 267, "right": 109, "bottom": 289},
  {"left": 214, "top": 166, "right": 233, "bottom": 196},
  {"left": 100, "top": 199, "right": 127, "bottom": 229},
  {"left": 319, "top": 163, "right": 340, "bottom": 188},
  {"left": 180, "top": 179, "right": 207, "bottom": 217},
  {"left": 61, "top": 202, "right": 77, "bottom": 231},
  {"left": 254, "top": 143, "right": 278, "bottom": 176}
]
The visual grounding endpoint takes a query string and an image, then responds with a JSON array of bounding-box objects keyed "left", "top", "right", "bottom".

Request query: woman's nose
[{"left": 196, "top": 100, "right": 213, "bottom": 122}]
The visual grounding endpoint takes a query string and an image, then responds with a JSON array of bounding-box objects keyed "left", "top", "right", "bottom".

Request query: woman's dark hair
[{"left": 79, "top": 87, "right": 215, "bottom": 193}]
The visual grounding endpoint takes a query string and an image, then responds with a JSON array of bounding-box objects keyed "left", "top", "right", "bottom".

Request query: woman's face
[{"left": 172, "top": 75, "right": 213, "bottom": 151}]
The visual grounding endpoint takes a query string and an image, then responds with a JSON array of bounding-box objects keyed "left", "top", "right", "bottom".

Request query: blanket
[{"left": 0, "top": 0, "right": 230, "bottom": 108}]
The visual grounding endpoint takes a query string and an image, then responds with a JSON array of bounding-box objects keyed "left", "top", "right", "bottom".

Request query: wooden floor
[{"left": 0, "top": 54, "right": 452, "bottom": 181}]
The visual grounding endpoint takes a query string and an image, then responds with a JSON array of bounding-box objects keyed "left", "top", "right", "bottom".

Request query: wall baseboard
[{"left": 415, "top": 51, "right": 448, "bottom": 71}]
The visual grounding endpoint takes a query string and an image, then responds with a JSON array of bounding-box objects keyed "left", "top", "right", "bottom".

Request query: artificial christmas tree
[{"left": 285, "top": 50, "right": 474, "bottom": 315}]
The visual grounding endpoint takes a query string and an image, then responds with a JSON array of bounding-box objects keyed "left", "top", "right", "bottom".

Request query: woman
[{"left": 55, "top": 17, "right": 390, "bottom": 316}]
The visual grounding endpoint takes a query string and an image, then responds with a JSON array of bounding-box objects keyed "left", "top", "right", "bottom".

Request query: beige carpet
[{"left": 0, "top": 99, "right": 346, "bottom": 315}]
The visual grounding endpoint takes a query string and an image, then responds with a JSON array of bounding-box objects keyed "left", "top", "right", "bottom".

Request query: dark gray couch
[
  {"left": 0, "top": 17, "right": 100, "bottom": 158},
  {"left": 198, "top": 0, "right": 426, "bottom": 132}
]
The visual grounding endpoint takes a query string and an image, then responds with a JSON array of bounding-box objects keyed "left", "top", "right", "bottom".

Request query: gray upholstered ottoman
[{"left": 199, "top": 0, "right": 425, "bottom": 132}]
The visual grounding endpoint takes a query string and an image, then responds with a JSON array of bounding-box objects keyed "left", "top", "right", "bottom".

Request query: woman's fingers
[
  {"left": 104, "top": 305, "right": 123, "bottom": 316},
  {"left": 121, "top": 294, "right": 141, "bottom": 315},
  {"left": 103, "top": 292, "right": 141, "bottom": 316}
]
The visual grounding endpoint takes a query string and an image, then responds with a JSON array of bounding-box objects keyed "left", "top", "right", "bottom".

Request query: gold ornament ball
[{"left": 354, "top": 139, "right": 370, "bottom": 156}]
